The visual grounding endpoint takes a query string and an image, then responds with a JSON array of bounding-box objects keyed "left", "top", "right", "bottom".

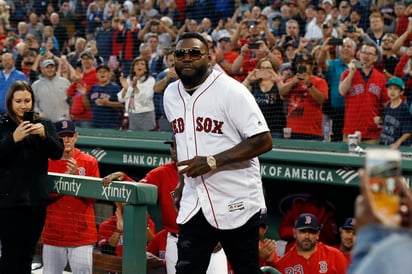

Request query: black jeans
[
  {"left": 176, "top": 210, "right": 261, "bottom": 274},
  {"left": 0, "top": 205, "right": 47, "bottom": 274}
]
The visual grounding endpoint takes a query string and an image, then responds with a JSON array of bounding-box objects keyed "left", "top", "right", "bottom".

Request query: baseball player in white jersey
[{"left": 163, "top": 32, "right": 273, "bottom": 274}]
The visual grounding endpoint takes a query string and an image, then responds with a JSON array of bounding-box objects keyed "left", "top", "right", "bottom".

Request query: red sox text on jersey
[{"left": 171, "top": 117, "right": 224, "bottom": 134}]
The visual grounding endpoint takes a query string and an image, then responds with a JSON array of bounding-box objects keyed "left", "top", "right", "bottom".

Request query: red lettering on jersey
[
  {"left": 196, "top": 117, "right": 204, "bottom": 131},
  {"left": 171, "top": 118, "right": 185, "bottom": 134},
  {"left": 172, "top": 117, "right": 224, "bottom": 134},
  {"left": 212, "top": 120, "right": 223, "bottom": 134},
  {"left": 204, "top": 118, "right": 212, "bottom": 132}
]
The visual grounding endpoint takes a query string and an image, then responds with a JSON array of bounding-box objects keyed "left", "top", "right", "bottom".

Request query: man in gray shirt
[{"left": 32, "top": 59, "right": 71, "bottom": 122}]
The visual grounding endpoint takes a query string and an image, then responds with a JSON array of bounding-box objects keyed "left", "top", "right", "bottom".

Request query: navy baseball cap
[
  {"left": 341, "top": 217, "right": 355, "bottom": 230},
  {"left": 295, "top": 213, "right": 319, "bottom": 231},
  {"left": 55, "top": 119, "right": 76, "bottom": 135}
]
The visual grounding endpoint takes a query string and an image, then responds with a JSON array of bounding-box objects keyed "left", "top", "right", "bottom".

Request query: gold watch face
[{"left": 207, "top": 156, "right": 216, "bottom": 169}]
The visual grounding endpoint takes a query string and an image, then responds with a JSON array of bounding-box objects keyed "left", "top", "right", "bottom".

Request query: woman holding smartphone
[
  {"left": 0, "top": 81, "right": 64, "bottom": 274},
  {"left": 242, "top": 58, "right": 286, "bottom": 138}
]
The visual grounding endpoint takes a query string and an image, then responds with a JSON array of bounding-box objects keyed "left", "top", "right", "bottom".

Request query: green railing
[
  {"left": 47, "top": 172, "right": 158, "bottom": 273},
  {"left": 75, "top": 128, "right": 412, "bottom": 187}
]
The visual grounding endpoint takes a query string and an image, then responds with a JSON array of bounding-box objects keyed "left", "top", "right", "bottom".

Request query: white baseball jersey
[{"left": 163, "top": 70, "right": 269, "bottom": 229}]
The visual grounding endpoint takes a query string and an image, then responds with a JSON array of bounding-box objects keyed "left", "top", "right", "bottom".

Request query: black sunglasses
[{"left": 174, "top": 48, "right": 206, "bottom": 60}]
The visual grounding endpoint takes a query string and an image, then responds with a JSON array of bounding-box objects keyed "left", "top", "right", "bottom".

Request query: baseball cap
[
  {"left": 55, "top": 119, "right": 76, "bottom": 135},
  {"left": 322, "top": 0, "right": 334, "bottom": 5},
  {"left": 218, "top": 33, "right": 231, "bottom": 42},
  {"left": 386, "top": 77, "right": 405, "bottom": 90},
  {"left": 286, "top": 0, "right": 298, "bottom": 6},
  {"left": 279, "top": 62, "right": 292, "bottom": 73},
  {"left": 80, "top": 50, "right": 95, "bottom": 60},
  {"left": 283, "top": 40, "right": 298, "bottom": 50},
  {"left": 295, "top": 213, "right": 319, "bottom": 231},
  {"left": 339, "top": 1, "right": 350, "bottom": 8},
  {"left": 41, "top": 59, "right": 56, "bottom": 68},
  {"left": 272, "top": 12, "right": 282, "bottom": 20},
  {"left": 341, "top": 217, "right": 355, "bottom": 230},
  {"left": 96, "top": 64, "right": 110, "bottom": 72}
]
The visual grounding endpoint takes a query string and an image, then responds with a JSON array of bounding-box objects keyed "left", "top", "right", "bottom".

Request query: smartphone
[
  {"left": 365, "top": 149, "right": 401, "bottom": 217},
  {"left": 297, "top": 65, "right": 307, "bottom": 74},
  {"left": 23, "top": 111, "right": 35, "bottom": 123},
  {"left": 240, "top": 5, "right": 249, "bottom": 12},
  {"left": 247, "top": 20, "right": 258, "bottom": 28},
  {"left": 355, "top": 60, "right": 366, "bottom": 68},
  {"left": 346, "top": 25, "right": 355, "bottom": 33},
  {"left": 39, "top": 47, "right": 46, "bottom": 55},
  {"left": 328, "top": 38, "right": 343, "bottom": 46},
  {"left": 248, "top": 42, "right": 260, "bottom": 49},
  {"left": 109, "top": 55, "right": 117, "bottom": 67}
]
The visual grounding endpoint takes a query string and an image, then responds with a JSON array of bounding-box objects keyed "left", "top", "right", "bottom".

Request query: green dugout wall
[
  {"left": 74, "top": 128, "right": 412, "bottom": 238},
  {"left": 75, "top": 128, "right": 412, "bottom": 186}
]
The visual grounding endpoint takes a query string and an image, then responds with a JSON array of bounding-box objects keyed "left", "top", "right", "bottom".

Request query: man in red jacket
[
  {"left": 275, "top": 213, "right": 348, "bottom": 274},
  {"left": 42, "top": 119, "right": 100, "bottom": 274}
]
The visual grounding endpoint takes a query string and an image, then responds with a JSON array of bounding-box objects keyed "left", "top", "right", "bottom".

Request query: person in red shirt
[
  {"left": 42, "top": 119, "right": 100, "bottom": 274},
  {"left": 258, "top": 213, "right": 278, "bottom": 268},
  {"left": 97, "top": 201, "right": 156, "bottom": 257},
  {"left": 278, "top": 194, "right": 338, "bottom": 254},
  {"left": 275, "top": 213, "right": 348, "bottom": 274},
  {"left": 147, "top": 229, "right": 168, "bottom": 274},
  {"left": 339, "top": 42, "right": 389, "bottom": 143},
  {"left": 336, "top": 217, "right": 356, "bottom": 263},
  {"left": 279, "top": 52, "right": 328, "bottom": 140},
  {"left": 213, "top": 34, "right": 240, "bottom": 80},
  {"left": 67, "top": 50, "right": 99, "bottom": 128}
]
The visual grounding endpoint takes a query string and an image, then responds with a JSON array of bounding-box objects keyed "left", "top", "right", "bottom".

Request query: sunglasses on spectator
[{"left": 174, "top": 48, "right": 206, "bottom": 60}]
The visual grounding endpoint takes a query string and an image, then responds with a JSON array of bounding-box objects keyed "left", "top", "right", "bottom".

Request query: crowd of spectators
[{"left": 0, "top": 0, "right": 412, "bottom": 146}]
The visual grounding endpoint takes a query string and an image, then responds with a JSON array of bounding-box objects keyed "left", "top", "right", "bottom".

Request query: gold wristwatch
[{"left": 207, "top": 155, "right": 217, "bottom": 170}]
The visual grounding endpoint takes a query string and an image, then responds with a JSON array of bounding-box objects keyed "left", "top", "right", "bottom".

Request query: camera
[
  {"left": 248, "top": 42, "right": 260, "bottom": 49},
  {"left": 247, "top": 20, "right": 258, "bottom": 28},
  {"left": 297, "top": 65, "right": 307, "bottom": 74},
  {"left": 355, "top": 60, "right": 366, "bottom": 68},
  {"left": 328, "top": 38, "right": 343, "bottom": 46},
  {"left": 346, "top": 25, "right": 355, "bottom": 33}
]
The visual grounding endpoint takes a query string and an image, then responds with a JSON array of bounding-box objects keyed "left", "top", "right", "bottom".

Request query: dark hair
[
  {"left": 178, "top": 32, "right": 209, "bottom": 52},
  {"left": 257, "top": 58, "right": 276, "bottom": 71},
  {"left": 129, "top": 56, "right": 150, "bottom": 82},
  {"left": 6, "top": 81, "right": 35, "bottom": 123},
  {"left": 361, "top": 42, "right": 378, "bottom": 55}
]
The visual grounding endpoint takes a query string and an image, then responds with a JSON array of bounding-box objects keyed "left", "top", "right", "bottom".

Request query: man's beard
[{"left": 176, "top": 64, "right": 209, "bottom": 87}]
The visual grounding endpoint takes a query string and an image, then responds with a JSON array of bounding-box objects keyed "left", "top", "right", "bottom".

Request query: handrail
[
  {"left": 74, "top": 129, "right": 412, "bottom": 188},
  {"left": 261, "top": 266, "right": 282, "bottom": 274},
  {"left": 47, "top": 173, "right": 158, "bottom": 273}
]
